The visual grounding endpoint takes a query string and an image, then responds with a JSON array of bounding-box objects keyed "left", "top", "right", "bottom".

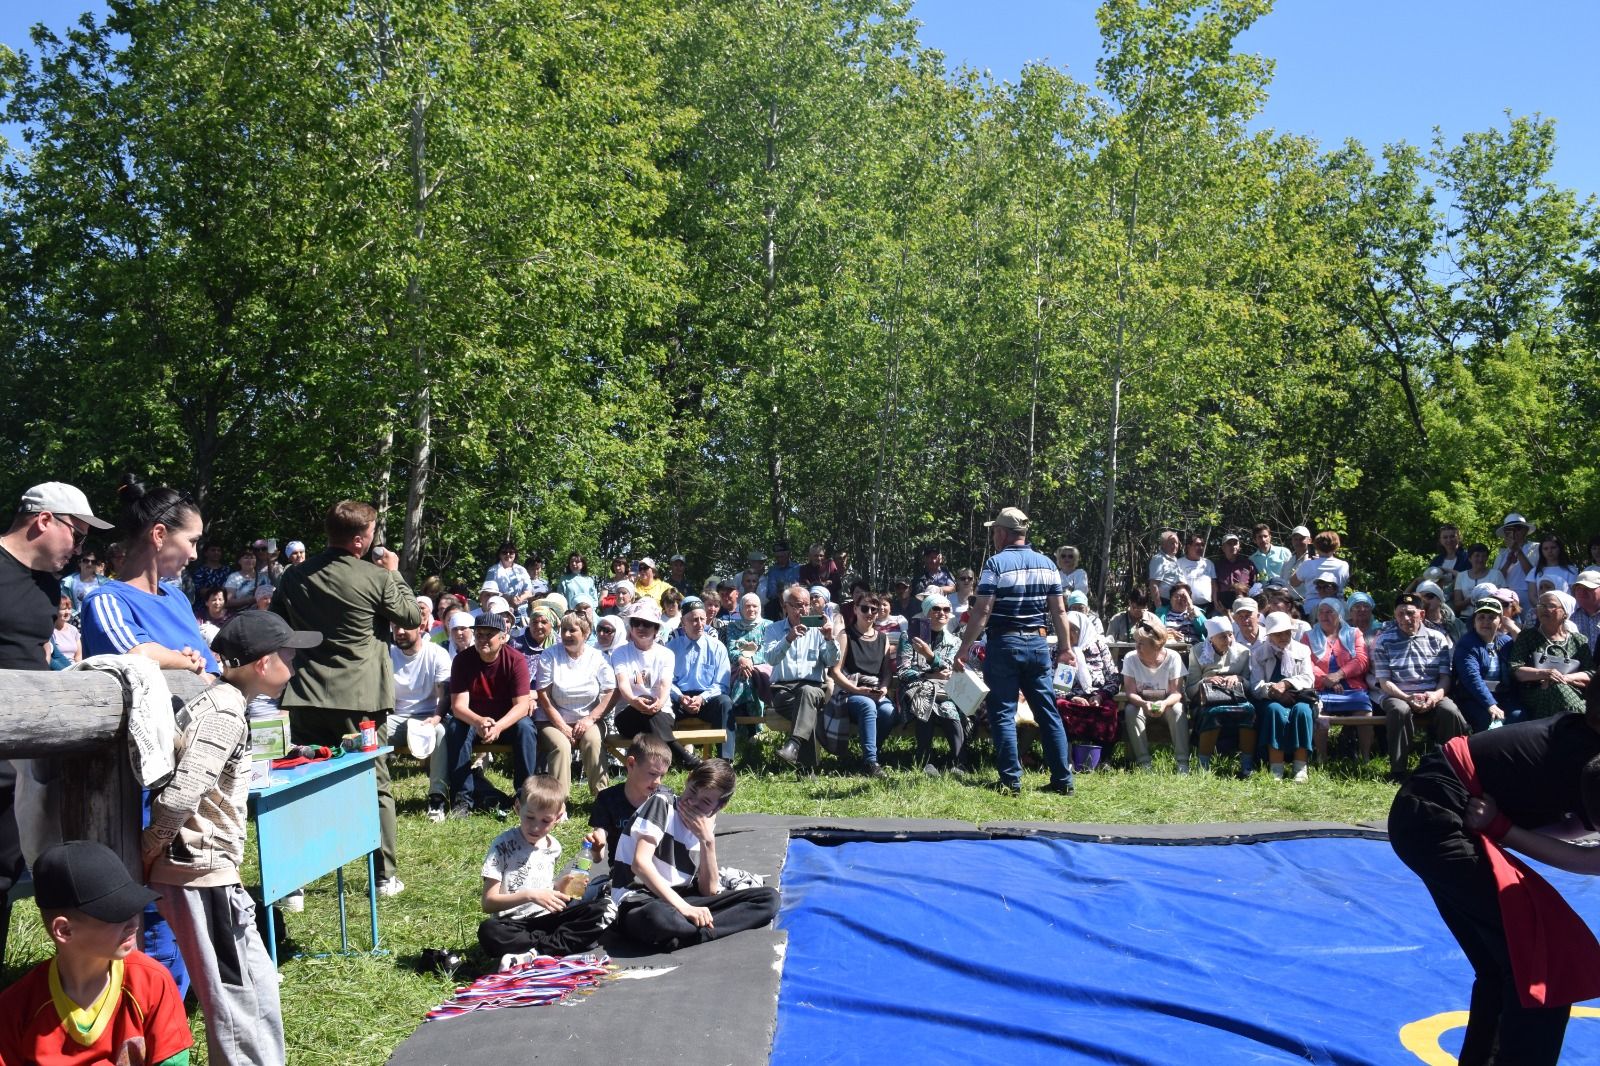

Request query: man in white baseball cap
[
  {"left": 1573, "top": 569, "right": 1600, "bottom": 655},
  {"left": 0, "top": 481, "right": 114, "bottom": 912}
]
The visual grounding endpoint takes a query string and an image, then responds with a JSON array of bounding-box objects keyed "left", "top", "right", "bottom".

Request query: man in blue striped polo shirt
[{"left": 954, "top": 506, "right": 1075, "bottom": 796}]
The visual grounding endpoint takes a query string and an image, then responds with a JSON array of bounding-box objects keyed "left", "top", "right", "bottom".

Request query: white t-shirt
[
  {"left": 1454, "top": 568, "right": 1505, "bottom": 602},
  {"left": 1526, "top": 565, "right": 1579, "bottom": 599},
  {"left": 1058, "top": 568, "right": 1090, "bottom": 597},
  {"left": 1293, "top": 556, "right": 1349, "bottom": 593},
  {"left": 481, "top": 827, "right": 561, "bottom": 920},
  {"left": 1122, "top": 649, "right": 1184, "bottom": 699},
  {"left": 536, "top": 644, "right": 617, "bottom": 724},
  {"left": 224, "top": 570, "right": 259, "bottom": 602},
  {"left": 1494, "top": 544, "right": 1538, "bottom": 581},
  {"left": 390, "top": 641, "right": 452, "bottom": 720},
  {"left": 1173, "top": 557, "right": 1216, "bottom": 605},
  {"left": 609, "top": 641, "right": 676, "bottom": 706}
]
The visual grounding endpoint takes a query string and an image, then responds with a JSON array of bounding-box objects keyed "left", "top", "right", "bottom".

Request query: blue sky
[
  {"left": 3, "top": 0, "right": 1597, "bottom": 198},
  {"left": 911, "top": 0, "right": 1599, "bottom": 197}
]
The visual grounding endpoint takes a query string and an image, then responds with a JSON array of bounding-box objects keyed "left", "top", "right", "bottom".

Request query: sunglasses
[
  {"left": 628, "top": 619, "right": 657, "bottom": 631},
  {"left": 46, "top": 513, "right": 89, "bottom": 547}
]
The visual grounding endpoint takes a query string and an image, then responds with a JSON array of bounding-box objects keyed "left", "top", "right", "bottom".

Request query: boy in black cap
[
  {"left": 0, "top": 839, "right": 193, "bottom": 1065},
  {"left": 143, "top": 611, "right": 321, "bottom": 1066}
]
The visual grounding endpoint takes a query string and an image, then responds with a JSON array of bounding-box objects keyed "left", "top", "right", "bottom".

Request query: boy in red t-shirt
[{"left": 0, "top": 840, "right": 193, "bottom": 1066}]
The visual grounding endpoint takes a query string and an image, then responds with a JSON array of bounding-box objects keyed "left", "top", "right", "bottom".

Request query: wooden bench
[
  {"left": 1314, "top": 712, "right": 1383, "bottom": 761},
  {"left": 603, "top": 718, "right": 729, "bottom": 761}
]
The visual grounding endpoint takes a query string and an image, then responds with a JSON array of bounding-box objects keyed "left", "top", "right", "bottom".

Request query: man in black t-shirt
[
  {"left": 0, "top": 482, "right": 115, "bottom": 903},
  {"left": 1389, "top": 689, "right": 1600, "bottom": 1066}
]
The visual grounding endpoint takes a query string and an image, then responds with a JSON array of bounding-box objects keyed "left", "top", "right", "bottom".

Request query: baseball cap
[
  {"left": 637, "top": 556, "right": 657, "bottom": 571},
  {"left": 1222, "top": 532, "right": 1240, "bottom": 544},
  {"left": 486, "top": 595, "right": 511, "bottom": 616},
  {"left": 33, "top": 840, "right": 159, "bottom": 922},
  {"left": 19, "top": 482, "right": 114, "bottom": 530},
  {"left": 1575, "top": 570, "right": 1600, "bottom": 590},
  {"left": 252, "top": 538, "right": 269, "bottom": 551},
  {"left": 1471, "top": 597, "right": 1504, "bottom": 617},
  {"left": 473, "top": 613, "right": 507, "bottom": 633},
  {"left": 1415, "top": 580, "right": 1447, "bottom": 600},
  {"left": 984, "top": 506, "right": 1030, "bottom": 532},
  {"left": 212, "top": 611, "right": 322, "bottom": 668},
  {"left": 1231, "top": 596, "right": 1259, "bottom": 616},
  {"left": 623, "top": 599, "right": 663, "bottom": 626},
  {"left": 1290, "top": 525, "right": 1311, "bottom": 538},
  {"left": 747, "top": 549, "right": 767, "bottom": 562},
  {"left": 670, "top": 553, "right": 686, "bottom": 563}
]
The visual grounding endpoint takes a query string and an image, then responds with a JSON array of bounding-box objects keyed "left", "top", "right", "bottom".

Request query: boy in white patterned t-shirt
[{"left": 478, "top": 774, "right": 609, "bottom": 967}]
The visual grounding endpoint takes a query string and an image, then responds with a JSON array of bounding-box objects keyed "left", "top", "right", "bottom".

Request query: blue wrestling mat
[{"left": 771, "top": 835, "right": 1600, "bottom": 1065}]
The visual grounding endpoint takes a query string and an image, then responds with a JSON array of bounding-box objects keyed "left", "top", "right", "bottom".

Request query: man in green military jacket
[{"left": 270, "top": 500, "right": 420, "bottom": 895}]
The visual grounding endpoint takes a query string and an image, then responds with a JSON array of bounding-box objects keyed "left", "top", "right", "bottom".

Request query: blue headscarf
[{"left": 1307, "top": 596, "right": 1358, "bottom": 659}]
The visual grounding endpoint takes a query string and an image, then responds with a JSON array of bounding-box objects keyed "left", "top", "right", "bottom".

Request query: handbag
[{"left": 1199, "top": 674, "right": 1246, "bottom": 706}]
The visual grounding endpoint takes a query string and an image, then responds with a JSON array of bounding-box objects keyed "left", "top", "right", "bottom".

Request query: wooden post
[{"left": 0, "top": 668, "right": 212, "bottom": 878}]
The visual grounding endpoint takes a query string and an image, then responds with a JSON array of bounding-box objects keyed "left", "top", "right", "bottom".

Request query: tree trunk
[
  {"left": 1098, "top": 175, "right": 1139, "bottom": 612},
  {"left": 401, "top": 91, "right": 432, "bottom": 578}
]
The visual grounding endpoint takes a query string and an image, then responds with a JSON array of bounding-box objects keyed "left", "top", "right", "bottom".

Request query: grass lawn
[{"left": 1, "top": 734, "right": 1400, "bottom": 1065}]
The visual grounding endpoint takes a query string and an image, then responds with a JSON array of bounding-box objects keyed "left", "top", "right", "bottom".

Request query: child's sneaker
[
  {"left": 500, "top": 951, "right": 537, "bottom": 971},
  {"left": 280, "top": 889, "right": 305, "bottom": 913},
  {"left": 377, "top": 877, "right": 406, "bottom": 898},
  {"left": 1292, "top": 762, "right": 1309, "bottom": 783},
  {"left": 426, "top": 795, "right": 447, "bottom": 823}
]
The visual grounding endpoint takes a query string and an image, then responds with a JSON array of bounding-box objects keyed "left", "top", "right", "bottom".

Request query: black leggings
[
  {"left": 478, "top": 899, "right": 610, "bottom": 958},
  {"left": 1388, "top": 776, "right": 1571, "bottom": 1066},
  {"left": 619, "top": 886, "right": 780, "bottom": 953}
]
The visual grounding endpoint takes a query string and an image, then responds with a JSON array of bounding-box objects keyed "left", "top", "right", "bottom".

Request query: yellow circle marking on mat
[{"left": 1400, "top": 1006, "right": 1600, "bottom": 1064}]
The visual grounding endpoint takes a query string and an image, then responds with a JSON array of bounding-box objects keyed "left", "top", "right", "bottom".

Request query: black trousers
[
  {"left": 1388, "top": 774, "right": 1571, "bottom": 1066},
  {"left": 614, "top": 705, "right": 700, "bottom": 767},
  {"left": 477, "top": 899, "right": 610, "bottom": 958},
  {"left": 618, "top": 886, "right": 780, "bottom": 953},
  {"left": 913, "top": 715, "right": 967, "bottom": 768}
]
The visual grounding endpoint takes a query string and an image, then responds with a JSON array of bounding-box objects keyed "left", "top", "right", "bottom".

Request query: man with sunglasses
[{"left": 0, "top": 482, "right": 114, "bottom": 923}]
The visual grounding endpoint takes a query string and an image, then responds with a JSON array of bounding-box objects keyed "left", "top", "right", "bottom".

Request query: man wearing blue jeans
[
  {"left": 954, "top": 506, "right": 1075, "bottom": 796},
  {"left": 446, "top": 614, "right": 539, "bottom": 817}
]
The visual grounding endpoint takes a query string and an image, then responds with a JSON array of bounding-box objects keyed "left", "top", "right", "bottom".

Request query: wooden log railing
[{"left": 0, "top": 668, "right": 212, "bottom": 879}]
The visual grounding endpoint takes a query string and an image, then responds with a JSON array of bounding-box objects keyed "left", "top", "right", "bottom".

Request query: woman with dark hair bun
[
  {"left": 76, "top": 473, "right": 212, "bottom": 1000},
  {"left": 79, "top": 474, "right": 215, "bottom": 675}
]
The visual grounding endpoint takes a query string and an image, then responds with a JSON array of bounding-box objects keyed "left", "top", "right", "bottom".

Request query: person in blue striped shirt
[{"left": 954, "top": 507, "right": 1076, "bottom": 796}]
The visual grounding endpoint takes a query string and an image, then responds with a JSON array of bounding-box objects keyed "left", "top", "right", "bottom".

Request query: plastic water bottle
[{"left": 556, "top": 842, "right": 595, "bottom": 899}]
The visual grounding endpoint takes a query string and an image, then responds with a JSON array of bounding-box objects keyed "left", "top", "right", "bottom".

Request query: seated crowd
[{"left": 6, "top": 478, "right": 1600, "bottom": 1065}]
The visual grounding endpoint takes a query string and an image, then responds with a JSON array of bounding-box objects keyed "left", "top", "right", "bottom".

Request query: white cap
[
  {"left": 447, "top": 611, "right": 475, "bottom": 629},
  {"left": 1290, "top": 525, "right": 1311, "bottom": 538},
  {"left": 623, "top": 599, "right": 662, "bottom": 626},
  {"left": 486, "top": 596, "right": 511, "bottom": 616},
  {"left": 1231, "top": 596, "right": 1259, "bottom": 616},
  {"left": 406, "top": 723, "right": 437, "bottom": 759},
  {"left": 1496, "top": 512, "right": 1531, "bottom": 535},
  {"left": 19, "top": 482, "right": 113, "bottom": 529},
  {"left": 638, "top": 556, "right": 657, "bottom": 571},
  {"left": 1574, "top": 570, "right": 1600, "bottom": 590},
  {"left": 1415, "top": 580, "right": 1447, "bottom": 600},
  {"left": 1262, "top": 611, "right": 1295, "bottom": 636},
  {"left": 1222, "top": 532, "right": 1241, "bottom": 544}
]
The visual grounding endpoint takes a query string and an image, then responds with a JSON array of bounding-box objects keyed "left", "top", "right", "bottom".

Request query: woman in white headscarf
[
  {"left": 1186, "top": 616, "right": 1256, "bottom": 775},
  {"left": 896, "top": 593, "right": 968, "bottom": 774},
  {"left": 1248, "top": 612, "right": 1316, "bottom": 782}
]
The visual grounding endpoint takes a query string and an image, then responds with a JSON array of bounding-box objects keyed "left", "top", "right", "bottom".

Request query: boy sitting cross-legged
[
  {"left": 611, "top": 758, "right": 780, "bottom": 953},
  {"left": 480, "top": 774, "right": 611, "bottom": 969},
  {"left": 0, "top": 840, "right": 194, "bottom": 1066}
]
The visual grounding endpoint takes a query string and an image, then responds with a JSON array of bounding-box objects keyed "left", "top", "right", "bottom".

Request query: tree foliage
[{"left": 2, "top": 0, "right": 1595, "bottom": 599}]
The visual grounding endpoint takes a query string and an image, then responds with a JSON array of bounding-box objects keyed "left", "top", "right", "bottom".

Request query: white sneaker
[
  {"left": 500, "top": 951, "right": 537, "bottom": 971},
  {"left": 1292, "top": 763, "right": 1309, "bottom": 783},
  {"left": 280, "top": 889, "right": 305, "bottom": 913},
  {"left": 377, "top": 877, "right": 406, "bottom": 898}
]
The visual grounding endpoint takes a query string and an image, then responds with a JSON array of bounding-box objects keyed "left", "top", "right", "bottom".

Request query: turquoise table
[{"left": 250, "top": 747, "right": 388, "bottom": 964}]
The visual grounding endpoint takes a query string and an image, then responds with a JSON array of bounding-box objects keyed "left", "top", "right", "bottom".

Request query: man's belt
[{"left": 991, "top": 625, "right": 1048, "bottom": 637}]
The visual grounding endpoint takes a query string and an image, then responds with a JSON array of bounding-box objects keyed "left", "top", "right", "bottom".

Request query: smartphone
[
  {"left": 265, "top": 538, "right": 278, "bottom": 553},
  {"left": 799, "top": 614, "right": 825, "bottom": 627}
]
